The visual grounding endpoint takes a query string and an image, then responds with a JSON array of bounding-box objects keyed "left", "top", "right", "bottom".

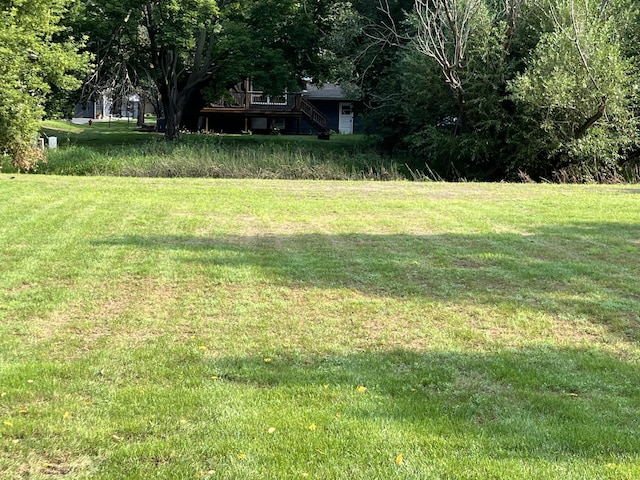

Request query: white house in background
[{"left": 75, "top": 92, "right": 142, "bottom": 119}]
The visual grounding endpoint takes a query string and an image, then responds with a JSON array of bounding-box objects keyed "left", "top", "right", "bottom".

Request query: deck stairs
[{"left": 299, "top": 97, "right": 328, "bottom": 133}]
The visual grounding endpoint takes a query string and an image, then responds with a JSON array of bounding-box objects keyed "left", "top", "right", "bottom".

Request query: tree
[
  {"left": 411, "top": 0, "right": 483, "bottom": 133},
  {"left": 354, "top": 0, "right": 533, "bottom": 177},
  {"left": 76, "top": 0, "right": 337, "bottom": 141},
  {"left": 141, "top": 0, "right": 222, "bottom": 139},
  {"left": 346, "top": 0, "right": 638, "bottom": 181},
  {"left": 0, "top": 0, "right": 89, "bottom": 170},
  {"left": 510, "top": 0, "right": 637, "bottom": 180}
]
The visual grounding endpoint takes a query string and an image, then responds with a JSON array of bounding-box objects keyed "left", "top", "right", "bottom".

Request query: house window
[{"left": 341, "top": 104, "right": 352, "bottom": 115}]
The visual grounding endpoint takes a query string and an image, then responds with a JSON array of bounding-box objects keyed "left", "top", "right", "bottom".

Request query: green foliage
[
  {"left": 352, "top": 0, "right": 640, "bottom": 182},
  {"left": 510, "top": 1, "right": 638, "bottom": 180},
  {"left": 0, "top": 0, "right": 89, "bottom": 170}
]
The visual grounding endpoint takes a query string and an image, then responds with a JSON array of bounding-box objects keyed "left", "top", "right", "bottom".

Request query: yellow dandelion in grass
[
  {"left": 211, "top": 375, "right": 219, "bottom": 380},
  {"left": 356, "top": 386, "right": 367, "bottom": 393},
  {"left": 3, "top": 421, "right": 13, "bottom": 427},
  {"left": 263, "top": 357, "right": 272, "bottom": 363},
  {"left": 308, "top": 423, "right": 317, "bottom": 431},
  {"left": 322, "top": 384, "right": 329, "bottom": 390},
  {"left": 237, "top": 453, "right": 247, "bottom": 459},
  {"left": 199, "top": 345, "right": 208, "bottom": 351},
  {"left": 18, "top": 408, "right": 28, "bottom": 415},
  {"left": 1, "top": 392, "right": 7, "bottom": 397},
  {"left": 63, "top": 411, "right": 71, "bottom": 420},
  {"left": 267, "top": 427, "right": 276, "bottom": 434},
  {"left": 395, "top": 454, "right": 404, "bottom": 465}
]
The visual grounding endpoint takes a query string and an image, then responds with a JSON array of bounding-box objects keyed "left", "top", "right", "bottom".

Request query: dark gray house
[{"left": 197, "top": 80, "right": 359, "bottom": 135}]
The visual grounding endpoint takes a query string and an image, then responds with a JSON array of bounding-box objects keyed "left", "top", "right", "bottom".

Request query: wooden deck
[{"left": 200, "top": 88, "right": 328, "bottom": 133}]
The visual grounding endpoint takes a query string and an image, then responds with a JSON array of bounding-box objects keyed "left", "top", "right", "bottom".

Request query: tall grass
[
  {"left": 6, "top": 120, "right": 405, "bottom": 180},
  {"left": 38, "top": 139, "right": 402, "bottom": 180}
]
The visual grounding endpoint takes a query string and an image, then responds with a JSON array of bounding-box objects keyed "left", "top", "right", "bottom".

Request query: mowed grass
[{"left": 1, "top": 176, "right": 640, "bottom": 479}]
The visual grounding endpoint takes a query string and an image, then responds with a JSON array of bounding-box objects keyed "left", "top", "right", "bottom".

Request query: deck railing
[
  {"left": 250, "top": 93, "right": 287, "bottom": 106},
  {"left": 206, "top": 89, "right": 328, "bottom": 132},
  {"left": 209, "top": 90, "right": 297, "bottom": 110},
  {"left": 298, "top": 96, "right": 328, "bottom": 131}
]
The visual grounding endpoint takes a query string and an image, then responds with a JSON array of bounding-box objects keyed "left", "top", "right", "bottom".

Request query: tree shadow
[
  {"left": 93, "top": 222, "right": 640, "bottom": 343},
  {"left": 209, "top": 346, "right": 640, "bottom": 460}
]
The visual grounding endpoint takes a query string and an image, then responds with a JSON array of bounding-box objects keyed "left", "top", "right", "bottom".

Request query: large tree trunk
[
  {"left": 160, "top": 87, "right": 192, "bottom": 141},
  {"left": 137, "top": 99, "right": 146, "bottom": 127},
  {"left": 163, "top": 97, "right": 176, "bottom": 140}
]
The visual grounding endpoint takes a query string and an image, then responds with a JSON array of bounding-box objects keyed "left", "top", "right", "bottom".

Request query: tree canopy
[
  {"left": 2, "top": 0, "right": 640, "bottom": 180},
  {"left": 344, "top": 0, "right": 640, "bottom": 181}
]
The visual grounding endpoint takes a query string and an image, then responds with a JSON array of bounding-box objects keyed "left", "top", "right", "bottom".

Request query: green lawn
[
  {"left": 39, "top": 119, "right": 157, "bottom": 147},
  {"left": 1, "top": 176, "right": 639, "bottom": 479}
]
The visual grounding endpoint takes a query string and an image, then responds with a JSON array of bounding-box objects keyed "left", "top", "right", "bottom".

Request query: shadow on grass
[
  {"left": 208, "top": 346, "right": 640, "bottom": 459},
  {"left": 93, "top": 222, "right": 640, "bottom": 342}
]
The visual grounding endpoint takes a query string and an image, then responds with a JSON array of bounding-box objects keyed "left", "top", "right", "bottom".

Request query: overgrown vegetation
[
  {"left": 0, "top": 120, "right": 404, "bottom": 180},
  {"left": 1, "top": 177, "right": 639, "bottom": 478},
  {"left": 4, "top": 0, "right": 640, "bottom": 182},
  {"left": 343, "top": 0, "right": 640, "bottom": 182},
  {"left": 0, "top": 0, "right": 89, "bottom": 172}
]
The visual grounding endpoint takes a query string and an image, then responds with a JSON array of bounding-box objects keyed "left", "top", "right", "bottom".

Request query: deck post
[
  {"left": 205, "top": 116, "right": 209, "bottom": 133},
  {"left": 244, "top": 78, "right": 251, "bottom": 109}
]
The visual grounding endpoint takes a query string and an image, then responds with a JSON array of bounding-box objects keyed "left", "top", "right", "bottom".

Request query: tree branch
[{"left": 575, "top": 95, "right": 606, "bottom": 138}]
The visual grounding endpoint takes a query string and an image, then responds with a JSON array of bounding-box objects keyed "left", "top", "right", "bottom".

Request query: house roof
[{"left": 302, "top": 83, "right": 353, "bottom": 100}]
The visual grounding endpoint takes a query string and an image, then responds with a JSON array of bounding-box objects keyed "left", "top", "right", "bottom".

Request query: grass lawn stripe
[{"left": 1, "top": 175, "right": 639, "bottom": 479}]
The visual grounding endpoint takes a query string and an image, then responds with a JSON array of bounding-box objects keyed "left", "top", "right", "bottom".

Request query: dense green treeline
[
  {"left": 341, "top": 0, "right": 640, "bottom": 181},
  {"left": 0, "top": 0, "right": 89, "bottom": 170},
  {"left": 2, "top": 0, "right": 639, "bottom": 181}
]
